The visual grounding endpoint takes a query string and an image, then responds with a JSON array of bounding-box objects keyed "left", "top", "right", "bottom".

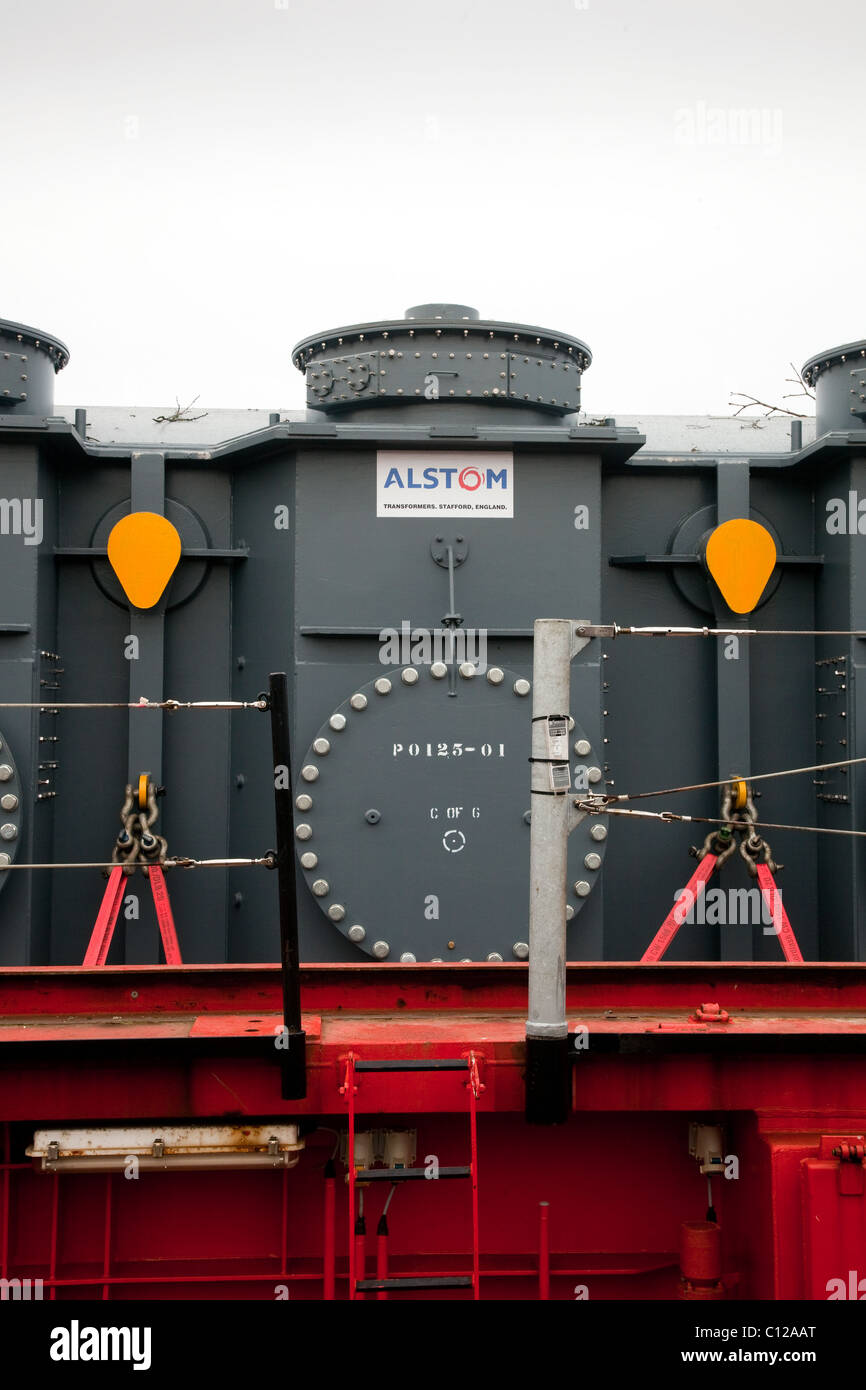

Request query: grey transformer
[{"left": 0, "top": 304, "right": 864, "bottom": 966}]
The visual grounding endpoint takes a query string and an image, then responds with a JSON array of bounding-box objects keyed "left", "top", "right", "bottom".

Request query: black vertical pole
[{"left": 269, "top": 671, "right": 306, "bottom": 1099}]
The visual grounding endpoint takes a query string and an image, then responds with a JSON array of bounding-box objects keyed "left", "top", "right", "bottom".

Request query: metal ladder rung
[
  {"left": 355, "top": 1276, "right": 473, "bottom": 1292},
  {"left": 355, "top": 1166, "right": 471, "bottom": 1181},
  {"left": 354, "top": 1059, "right": 469, "bottom": 1073}
]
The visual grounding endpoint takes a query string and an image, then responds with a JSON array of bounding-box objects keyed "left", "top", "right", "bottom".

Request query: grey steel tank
[{"left": 0, "top": 318, "right": 68, "bottom": 415}]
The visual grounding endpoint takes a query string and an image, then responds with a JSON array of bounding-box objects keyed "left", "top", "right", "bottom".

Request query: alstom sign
[{"left": 376, "top": 451, "right": 514, "bottom": 517}]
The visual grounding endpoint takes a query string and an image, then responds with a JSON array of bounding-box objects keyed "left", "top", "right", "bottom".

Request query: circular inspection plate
[
  {"left": 0, "top": 729, "right": 22, "bottom": 894},
  {"left": 294, "top": 664, "right": 607, "bottom": 960}
]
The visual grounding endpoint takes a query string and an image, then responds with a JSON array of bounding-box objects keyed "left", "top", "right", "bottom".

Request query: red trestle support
[
  {"left": 149, "top": 865, "right": 182, "bottom": 965},
  {"left": 756, "top": 864, "right": 804, "bottom": 963},
  {"left": 82, "top": 866, "right": 125, "bottom": 967},
  {"left": 641, "top": 855, "right": 717, "bottom": 963}
]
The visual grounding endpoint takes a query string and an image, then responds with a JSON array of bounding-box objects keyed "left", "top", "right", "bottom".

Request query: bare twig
[
  {"left": 153, "top": 395, "right": 208, "bottom": 424},
  {"left": 782, "top": 361, "right": 816, "bottom": 405},
  {"left": 729, "top": 362, "right": 815, "bottom": 421}
]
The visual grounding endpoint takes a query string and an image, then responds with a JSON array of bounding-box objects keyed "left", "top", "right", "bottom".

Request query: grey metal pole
[
  {"left": 269, "top": 671, "right": 307, "bottom": 1100},
  {"left": 526, "top": 618, "right": 573, "bottom": 1124}
]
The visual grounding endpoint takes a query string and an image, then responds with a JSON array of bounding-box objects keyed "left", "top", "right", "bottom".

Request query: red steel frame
[
  {"left": 1, "top": 961, "right": 865, "bottom": 1300},
  {"left": 83, "top": 865, "right": 181, "bottom": 967}
]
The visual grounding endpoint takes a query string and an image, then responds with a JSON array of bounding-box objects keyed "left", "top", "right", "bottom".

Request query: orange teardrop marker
[
  {"left": 107, "top": 512, "right": 182, "bottom": 609},
  {"left": 705, "top": 518, "right": 776, "bottom": 614}
]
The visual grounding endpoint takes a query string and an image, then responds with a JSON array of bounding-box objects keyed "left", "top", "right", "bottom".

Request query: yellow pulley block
[
  {"left": 138, "top": 774, "right": 149, "bottom": 810},
  {"left": 731, "top": 779, "right": 748, "bottom": 811}
]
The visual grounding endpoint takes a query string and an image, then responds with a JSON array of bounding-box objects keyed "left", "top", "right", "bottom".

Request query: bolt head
[
  {"left": 347, "top": 925, "right": 366, "bottom": 943},
  {"left": 328, "top": 904, "right": 346, "bottom": 922},
  {"left": 350, "top": 693, "right": 369, "bottom": 709},
  {"left": 430, "top": 661, "right": 448, "bottom": 678},
  {"left": 301, "top": 765, "right": 319, "bottom": 782},
  {"left": 313, "top": 737, "right": 330, "bottom": 756},
  {"left": 584, "top": 852, "right": 602, "bottom": 870},
  {"left": 373, "top": 679, "right": 391, "bottom": 696},
  {"left": 312, "top": 878, "right": 329, "bottom": 897},
  {"left": 329, "top": 713, "right": 347, "bottom": 731},
  {"left": 296, "top": 793, "right": 313, "bottom": 811},
  {"left": 0, "top": 823, "right": 17, "bottom": 842},
  {"left": 372, "top": 940, "right": 390, "bottom": 959},
  {"left": 401, "top": 667, "right": 419, "bottom": 685},
  {"left": 0, "top": 765, "right": 13, "bottom": 782},
  {"left": 590, "top": 824, "right": 608, "bottom": 842},
  {"left": 458, "top": 662, "right": 476, "bottom": 679},
  {"left": 512, "top": 941, "right": 529, "bottom": 959},
  {"left": 300, "top": 851, "right": 318, "bottom": 869},
  {"left": 399, "top": 952, "right": 417, "bottom": 963},
  {"left": 486, "top": 667, "right": 504, "bottom": 684},
  {"left": 513, "top": 679, "right": 531, "bottom": 697},
  {"left": 574, "top": 739, "right": 591, "bottom": 756},
  {"left": 574, "top": 880, "right": 591, "bottom": 897},
  {"left": 0, "top": 794, "right": 18, "bottom": 811},
  {"left": 565, "top": 905, "right": 575, "bottom": 920},
  {"left": 587, "top": 766, "right": 603, "bottom": 784},
  {"left": 486, "top": 952, "right": 504, "bottom": 962},
  {"left": 295, "top": 824, "right": 313, "bottom": 841}
]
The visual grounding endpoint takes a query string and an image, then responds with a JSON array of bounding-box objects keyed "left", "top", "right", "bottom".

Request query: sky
[{"left": 4, "top": 0, "right": 863, "bottom": 417}]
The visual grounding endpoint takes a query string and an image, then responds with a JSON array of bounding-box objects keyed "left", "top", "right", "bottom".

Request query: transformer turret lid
[
  {"left": 291, "top": 304, "right": 591, "bottom": 419},
  {"left": 0, "top": 318, "right": 69, "bottom": 372},
  {"left": 801, "top": 339, "right": 866, "bottom": 388}
]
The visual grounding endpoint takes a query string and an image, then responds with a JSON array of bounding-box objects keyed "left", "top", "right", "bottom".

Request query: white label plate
[{"left": 377, "top": 451, "right": 514, "bottom": 518}]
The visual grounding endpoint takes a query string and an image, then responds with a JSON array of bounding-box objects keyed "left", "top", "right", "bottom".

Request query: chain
[{"left": 109, "top": 779, "right": 165, "bottom": 877}]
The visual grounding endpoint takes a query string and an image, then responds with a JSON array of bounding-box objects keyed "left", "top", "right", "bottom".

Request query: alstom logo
[
  {"left": 382, "top": 465, "right": 508, "bottom": 491},
  {"left": 376, "top": 450, "right": 514, "bottom": 518}
]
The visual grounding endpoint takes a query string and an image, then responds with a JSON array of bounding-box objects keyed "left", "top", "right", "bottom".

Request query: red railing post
[
  {"left": 323, "top": 1157, "right": 336, "bottom": 1300},
  {"left": 538, "top": 1201, "right": 550, "bottom": 1300}
]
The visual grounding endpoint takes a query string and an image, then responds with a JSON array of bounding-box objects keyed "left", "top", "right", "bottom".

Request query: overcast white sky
[{"left": 5, "top": 0, "right": 863, "bottom": 416}]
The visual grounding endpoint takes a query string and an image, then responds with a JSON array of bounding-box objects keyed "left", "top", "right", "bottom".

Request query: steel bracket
[
  {"left": 571, "top": 619, "right": 593, "bottom": 658},
  {"left": 691, "top": 1002, "right": 731, "bottom": 1024},
  {"left": 431, "top": 534, "right": 468, "bottom": 568}
]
